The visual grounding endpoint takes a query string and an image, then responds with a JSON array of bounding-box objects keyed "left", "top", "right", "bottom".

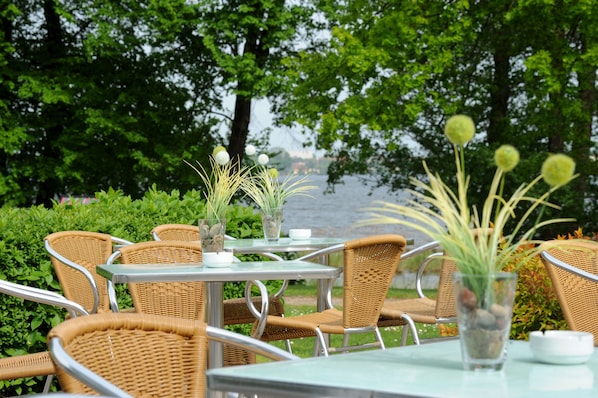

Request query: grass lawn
[{"left": 260, "top": 283, "right": 456, "bottom": 359}]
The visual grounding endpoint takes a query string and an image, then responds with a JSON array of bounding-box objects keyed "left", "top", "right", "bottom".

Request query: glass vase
[
  {"left": 199, "top": 218, "right": 226, "bottom": 253},
  {"left": 260, "top": 207, "right": 283, "bottom": 242},
  {"left": 453, "top": 272, "right": 517, "bottom": 371}
]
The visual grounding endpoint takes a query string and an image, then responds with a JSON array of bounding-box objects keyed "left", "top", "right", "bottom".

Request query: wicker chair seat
[
  {"left": 0, "top": 278, "right": 88, "bottom": 393},
  {"left": 223, "top": 296, "right": 285, "bottom": 325},
  {"left": 378, "top": 297, "right": 438, "bottom": 325},
  {"left": 0, "top": 351, "right": 55, "bottom": 379},
  {"left": 266, "top": 308, "right": 345, "bottom": 333}
]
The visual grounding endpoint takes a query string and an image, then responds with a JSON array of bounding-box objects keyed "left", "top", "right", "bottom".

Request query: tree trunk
[
  {"left": 36, "top": 0, "right": 67, "bottom": 207},
  {"left": 227, "top": 9, "right": 269, "bottom": 168},
  {"left": 228, "top": 93, "right": 251, "bottom": 167}
]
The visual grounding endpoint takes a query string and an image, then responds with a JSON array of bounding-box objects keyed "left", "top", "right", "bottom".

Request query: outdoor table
[
  {"left": 225, "top": 236, "right": 347, "bottom": 311},
  {"left": 223, "top": 237, "right": 346, "bottom": 255},
  {"left": 206, "top": 339, "right": 598, "bottom": 398},
  {"left": 224, "top": 236, "right": 413, "bottom": 255},
  {"left": 96, "top": 260, "right": 341, "bottom": 370}
]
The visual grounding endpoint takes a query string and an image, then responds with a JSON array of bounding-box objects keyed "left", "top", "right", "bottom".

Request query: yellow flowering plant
[{"left": 358, "top": 115, "right": 578, "bottom": 277}]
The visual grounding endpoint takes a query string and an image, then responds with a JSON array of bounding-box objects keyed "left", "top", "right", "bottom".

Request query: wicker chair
[
  {"left": 47, "top": 313, "right": 298, "bottom": 397},
  {"left": 44, "top": 231, "right": 133, "bottom": 314},
  {"left": 540, "top": 239, "right": 598, "bottom": 346},
  {"left": 0, "top": 278, "right": 88, "bottom": 393},
  {"left": 256, "top": 234, "right": 406, "bottom": 356},
  {"left": 150, "top": 223, "right": 202, "bottom": 242},
  {"left": 150, "top": 222, "right": 285, "bottom": 262},
  {"left": 106, "top": 240, "right": 277, "bottom": 366},
  {"left": 377, "top": 240, "right": 458, "bottom": 345},
  {"left": 150, "top": 223, "right": 287, "bottom": 332}
]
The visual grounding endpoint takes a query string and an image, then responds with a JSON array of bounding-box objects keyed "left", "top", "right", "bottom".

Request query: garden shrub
[
  {"left": 509, "top": 228, "right": 596, "bottom": 340},
  {"left": 0, "top": 187, "right": 271, "bottom": 394},
  {"left": 509, "top": 254, "right": 567, "bottom": 340}
]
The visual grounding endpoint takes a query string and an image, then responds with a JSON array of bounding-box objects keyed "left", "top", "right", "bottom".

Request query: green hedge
[{"left": 0, "top": 187, "right": 271, "bottom": 395}]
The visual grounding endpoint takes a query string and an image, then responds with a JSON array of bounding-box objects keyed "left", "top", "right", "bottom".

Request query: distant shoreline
[{"left": 281, "top": 174, "right": 432, "bottom": 246}]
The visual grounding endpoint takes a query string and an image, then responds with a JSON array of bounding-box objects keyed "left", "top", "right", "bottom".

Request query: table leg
[
  {"left": 207, "top": 281, "right": 224, "bottom": 369},
  {"left": 207, "top": 281, "right": 225, "bottom": 398}
]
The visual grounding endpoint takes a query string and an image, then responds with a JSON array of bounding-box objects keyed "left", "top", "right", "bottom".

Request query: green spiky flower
[
  {"left": 494, "top": 145, "right": 520, "bottom": 172},
  {"left": 444, "top": 115, "right": 475, "bottom": 145},
  {"left": 242, "top": 167, "right": 316, "bottom": 216},
  {"left": 542, "top": 154, "right": 576, "bottom": 187},
  {"left": 358, "top": 115, "right": 577, "bottom": 279}
]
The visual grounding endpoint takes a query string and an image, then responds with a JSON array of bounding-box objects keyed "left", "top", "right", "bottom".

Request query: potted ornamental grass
[
  {"left": 357, "top": 115, "right": 577, "bottom": 371},
  {"left": 186, "top": 146, "right": 249, "bottom": 253},
  {"left": 241, "top": 147, "right": 317, "bottom": 241}
]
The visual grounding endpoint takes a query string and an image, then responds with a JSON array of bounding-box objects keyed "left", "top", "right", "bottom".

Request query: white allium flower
[
  {"left": 245, "top": 144, "right": 256, "bottom": 156},
  {"left": 214, "top": 150, "right": 230, "bottom": 166},
  {"left": 257, "top": 154, "right": 269, "bottom": 166}
]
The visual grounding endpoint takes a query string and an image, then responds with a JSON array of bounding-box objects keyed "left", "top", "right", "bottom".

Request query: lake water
[{"left": 281, "top": 174, "right": 431, "bottom": 246}]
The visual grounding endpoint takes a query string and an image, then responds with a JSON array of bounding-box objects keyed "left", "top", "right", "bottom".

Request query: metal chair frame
[
  {"left": 0, "top": 278, "right": 88, "bottom": 393},
  {"left": 44, "top": 231, "right": 132, "bottom": 314},
  {"left": 47, "top": 313, "right": 298, "bottom": 397},
  {"left": 251, "top": 234, "right": 408, "bottom": 356}
]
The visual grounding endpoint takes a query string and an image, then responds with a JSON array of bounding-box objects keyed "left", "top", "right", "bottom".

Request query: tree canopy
[
  {"left": 0, "top": 0, "right": 314, "bottom": 207},
  {"left": 274, "top": 0, "right": 598, "bottom": 236},
  {"left": 1, "top": 0, "right": 597, "bottom": 237}
]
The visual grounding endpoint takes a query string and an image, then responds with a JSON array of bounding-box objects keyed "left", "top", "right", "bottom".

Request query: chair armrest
[
  {"left": 44, "top": 239, "right": 101, "bottom": 314},
  {"left": 400, "top": 241, "right": 442, "bottom": 298},
  {"left": 414, "top": 252, "right": 442, "bottom": 298},
  {"left": 111, "top": 236, "right": 133, "bottom": 249},
  {"left": 296, "top": 243, "right": 344, "bottom": 309},
  {"left": 296, "top": 243, "right": 345, "bottom": 263},
  {"left": 207, "top": 325, "right": 299, "bottom": 361},
  {"left": 541, "top": 251, "right": 598, "bottom": 282},
  {"left": 244, "top": 280, "right": 272, "bottom": 339},
  {"left": 0, "top": 280, "right": 89, "bottom": 318},
  {"left": 48, "top": 338, "right": 133, "bottom": 398}
]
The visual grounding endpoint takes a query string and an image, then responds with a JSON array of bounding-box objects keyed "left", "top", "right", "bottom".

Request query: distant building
[
  {"left": 288, "top": 150, "right": 315, "bottom": 159},
  {"left": 292, "top": 161, "right": 308, "bottom": 174}
]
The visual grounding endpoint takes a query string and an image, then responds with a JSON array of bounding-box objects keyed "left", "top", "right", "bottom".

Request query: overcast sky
[{"left": 221, "top": 97, "right": 317, "bottom": 157}]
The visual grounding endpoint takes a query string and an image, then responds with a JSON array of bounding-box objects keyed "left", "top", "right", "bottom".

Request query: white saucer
[{"left": 203, "top": 252, "right": 234, "bottom": 267}]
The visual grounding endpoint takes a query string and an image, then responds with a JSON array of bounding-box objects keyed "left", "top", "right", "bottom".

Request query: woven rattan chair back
[
  {"left": 0, "top": 278, "right": 88, "bottom": 393},
  {"left": 434, "top": 256, "right": 457, "bottom": 319},
  {"left": 44, "top": 231, "right": 131, "bottom": 314},
  {"left": 110, "top": 240, "right": 258, "bottom": 366},
  {"left": 342, "top": 235, "right": 406, "bottom": 328},
  {"left": 151, "top": 223, "right": 200, "bottom": 241},
  {"left": 262, "top": 234, "right": 406, "bottom": 356},
  {"left": 111, "top": 240, "right": 206, "bottom": 321},
  {"left": 150, "top": 223, "right": 287, "bottom": 332},
  {"left": 378, "top": 230, "right": 492, "bottom": 345},
  {"left": 47, "top": 313, "right": 299, "bottom": 397},
  {"left": 48, "top": 313, "right": 207, "bottom": 396},
  {"left": 540, "top": 239, "right": 598, "bottom": 345}
]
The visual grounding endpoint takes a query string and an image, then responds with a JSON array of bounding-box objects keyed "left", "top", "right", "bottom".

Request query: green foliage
[
  {"left": 276, "top": 0, "right": 598, "bottom": 237},
  {"left": 0, "top": 0, "right": 219, "bottom": 207},
  {"left": 508, "top": 255, "right": 567, "bottom": 340},
  {"left": 0, "top": 188, "right": 267, "bottom": 394}
]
